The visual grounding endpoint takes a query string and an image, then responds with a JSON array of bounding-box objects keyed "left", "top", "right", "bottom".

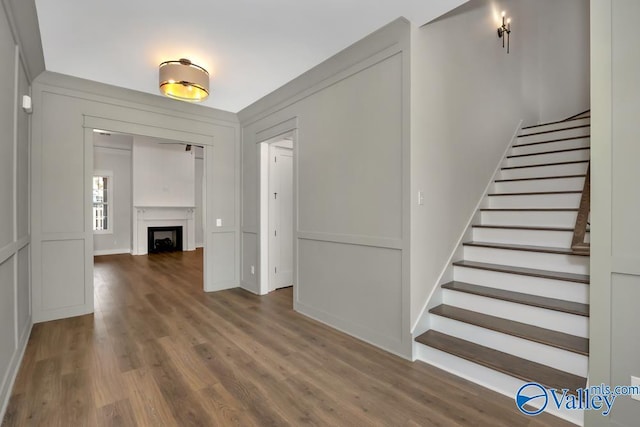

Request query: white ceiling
[{"left": 35, "top": 0, "right": 466, "bottom": 113}]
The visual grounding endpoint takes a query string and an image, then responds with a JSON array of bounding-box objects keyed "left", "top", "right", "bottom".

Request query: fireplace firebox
[{"left": 147, "top": 226, "right": 183, "bottom": 254}]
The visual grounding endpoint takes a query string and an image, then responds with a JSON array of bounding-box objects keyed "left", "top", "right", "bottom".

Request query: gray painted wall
[
  {"left": 31, "top": 71, "right": 240, "bottom": 322},
  {"left": 410, "top": 0, "right": 591, "bottom": 330},
  {"left": 522, "top": 0, "right": 591, "bottom": 123},
  {"left": 589, "top": 0, "right": 640, "bottom": 425},
  {"left": 0, "top": 0, "right": 38, "bottom": 418},
  {"left": 240, "top": 19, "right": 412, "bottom": 357},
  {"left": 93, "top": 133, "right": 133, "bottom": 255}
]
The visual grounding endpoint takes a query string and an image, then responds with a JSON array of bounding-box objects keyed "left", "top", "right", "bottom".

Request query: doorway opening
[
  {"left": 91, "top": 129, "right": 206, "bottom": 291},
  {"left": 260, "top": 132, "right": 294, "bottom": 293}
]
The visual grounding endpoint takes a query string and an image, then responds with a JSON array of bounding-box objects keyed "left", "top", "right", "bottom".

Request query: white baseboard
[
  {"left": 240, "top": 282, "right": 262, "bottom": 295},
  {"left": 93, "top": 248, "right": 131, "bottom": 256},
  {"left": 0, "top": 320, "right": 32, "bottom": 422}
]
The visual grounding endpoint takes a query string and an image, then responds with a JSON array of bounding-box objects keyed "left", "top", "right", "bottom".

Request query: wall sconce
[{"left": 497, "top": 11, "right": 511, "bottom": 53}]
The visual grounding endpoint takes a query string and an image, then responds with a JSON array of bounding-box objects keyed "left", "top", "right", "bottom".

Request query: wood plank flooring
[{"left": 2, "top": 249, "right": 573, "bottom": 426}]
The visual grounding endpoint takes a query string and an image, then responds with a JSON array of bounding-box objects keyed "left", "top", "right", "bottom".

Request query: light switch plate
[
  {"left": 632, "top": 376, "right": 640, "bottom": 401},
  {"left": 251, "top": 265, "right": 255, "bottom": 275},
  {"left": 216, "top": 218, "right": 222, "bottom": 227}
]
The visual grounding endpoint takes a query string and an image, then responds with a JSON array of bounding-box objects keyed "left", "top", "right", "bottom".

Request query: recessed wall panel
[
  {"left": 41, "top": 92, "right": 84, "bottom": 234},
  {"left": 0, "top": 257, "right": 16, "bottom": 375},
  {"left": 242, "top": 142, "right": 258, "bottom": 229},
  {"left": 17, "top": 62, "right": 30, "bottom": 239},
  {"left": 17, "top": 246, "right": 30, "bottom": 333},
  {"left": 297, "top": 239, "right": 402, "bottom": 342},
  {"left": 212, "top": 232, "right": 235, "bottom": 284},
  {"left": 610, "top": 273, "right": 640, "bottom": 426},
  {"left": 297, "top": 54, "right": 403, "bottom": 240},
  {"left": 611, "top": 0, "right": 640, "bottom": 261},
  {"left": 0, "top": 12, "right": 15, "bottom": 248},
  {"left": 241, "top": 232, "right": 257, "bottom": 290},
  {"left": 41, "top": 240, "right": 85, "bottom": 309},
  {"left": 211, "top": 139, "right": 236, "bottom": 227}
]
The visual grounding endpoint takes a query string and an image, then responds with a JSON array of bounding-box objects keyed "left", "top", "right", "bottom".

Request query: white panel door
[{"left": 269, "top": 146, "right": 293, "bottom": 291}]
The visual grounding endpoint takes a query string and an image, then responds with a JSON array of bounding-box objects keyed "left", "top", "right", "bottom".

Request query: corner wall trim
[{"left": 0, "top": 320, "right": 32, "bottom": 422}]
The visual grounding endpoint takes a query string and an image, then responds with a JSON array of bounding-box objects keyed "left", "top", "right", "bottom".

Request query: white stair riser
[
  {"left": 442, "top": 290, "right": 588, "bottom": 337},
  {"left": 500, "top": 162, "right": 588, "bottom": 180},
  {"left": 463, "top": 246, "right": 589, "bottom": 275},
  {"left": 510, "top": 137, "right": 590, "bottom": 156},
  {"left": 481, "top": 210, "right": 578, "bottom": 228},
  {"left": 472, "top": 227, "right": 590, "bottom": 247},
  {"left": 494, "top": 177, "right": 586, "bottom": 193},
  {"left": 453, "top": 266, "right": 589, "bottom": 303},
  {"left": 488, "top": 193, "right": 581, "bottom": 209},
  {"left": 414, "top": 345, "right": 585, "bottom": 426},
  {"left": 431, "top": 316, "right": 588, "bottom": 376},
  {"left": 506, "top": 149, "right": 590, "bottom": 168},
  {"left": 516, "top": 126, "right": 590, "bottom": 144},
  {"left": 520, "top": 118, "right": 590, "bottom": 135}
]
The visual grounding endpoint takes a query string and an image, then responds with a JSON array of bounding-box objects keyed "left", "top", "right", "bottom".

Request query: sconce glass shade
[{"left": 159, "top": 59, "right": 209, "bottom": 102}]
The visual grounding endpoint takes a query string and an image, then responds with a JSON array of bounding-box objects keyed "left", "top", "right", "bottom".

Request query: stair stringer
[
  {"left": 413, "top": 115, "right": 592, "bottom": 426},
  {"left": 411, "top": 120, "right": 523, "bottom": 349}
]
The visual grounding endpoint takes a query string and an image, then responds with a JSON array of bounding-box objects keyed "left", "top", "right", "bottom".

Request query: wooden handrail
[{"left": 571, "top": 163, "right": 590, "bottom": 254}]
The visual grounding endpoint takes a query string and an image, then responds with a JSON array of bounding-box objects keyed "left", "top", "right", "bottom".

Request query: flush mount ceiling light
[{"left": 159, "top": 58, "right": 209, "bottom": 102}]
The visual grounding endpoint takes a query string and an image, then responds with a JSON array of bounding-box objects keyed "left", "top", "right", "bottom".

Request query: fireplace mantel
[{"left": 132, "top": 206, "right": 196, "bottom": 255}]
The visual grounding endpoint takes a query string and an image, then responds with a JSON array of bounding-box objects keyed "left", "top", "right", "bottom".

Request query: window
[{"left": 93, "top": 172, "right": 113, "bottom": 233}]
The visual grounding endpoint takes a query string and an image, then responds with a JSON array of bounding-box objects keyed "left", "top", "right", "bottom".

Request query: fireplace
[
  {"left": 147, "top": 226, "right": 183, "bottom": 253},
  {"left": 132, "top": 207, "right": 195, "bottom": 255}
]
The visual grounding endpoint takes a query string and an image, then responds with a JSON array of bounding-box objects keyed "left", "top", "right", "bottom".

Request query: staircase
[{"left": 414, "top": 112, "right": 591, "bottom": 425}]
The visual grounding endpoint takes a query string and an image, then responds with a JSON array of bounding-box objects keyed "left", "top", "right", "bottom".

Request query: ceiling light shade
[{"left": 159, "top": 58, "right": 209, "bottom": 102}]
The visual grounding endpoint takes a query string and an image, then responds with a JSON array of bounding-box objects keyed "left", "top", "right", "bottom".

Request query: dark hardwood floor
[{"left": 2, "top": 249, "right": 572, "bottom": 426}]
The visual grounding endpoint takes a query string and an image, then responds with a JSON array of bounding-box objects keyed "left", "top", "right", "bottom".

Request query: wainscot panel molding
[
  {"left": 0, "top": 0, "right": 38, "bottom": 419},
  {"left": 31, "top": 72, "right": 241, "bottom": 323},
  {"left": 240, "top": 18, "right": 412, "bottom": 358}
]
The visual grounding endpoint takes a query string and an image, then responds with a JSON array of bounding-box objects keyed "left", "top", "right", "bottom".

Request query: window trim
[{"left": 93, "top": 170, "right": 114, "bottom": 235}]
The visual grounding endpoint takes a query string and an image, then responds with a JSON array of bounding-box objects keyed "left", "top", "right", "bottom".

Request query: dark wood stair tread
[
  {"left": 522, "top": 116, "right": 589, "bottom": 130},
  {"left": 442, "top": 281, "right": 589, "bottom": 316},
  {"left": 472, "top": 224, "right": 589, "bottom": 232},
  {"left": 507, "top": 146, "right": 590, "bottom": 159},
  {"left": 480, "top": 208, "right": 578, "bottom": 212},
  {"left": 429, "top": 304, "right": 588, "bottom": 355},
  {"left": 415, "top": 330, "right": 587, "bottom": 392},
  {"left": 514, "top": 135, "right": 590, "bottom": 149},
  {"left": 518, "top": 124, "right": 590, "bottom": 138},
  {"left": 452, "top": 260, "right": 590, "bottom": 284},
  {"left": 488, "top": 190, "right": 581, "bottom": 196},
  {"left": 502, "top": 160, "right": 588, "bottom": 170},
  {"left": 495, "top": 174, "right": 586, "bottom": 183},
  {"left": 463, "top": 241, "right": 589, "bottom": 257}
]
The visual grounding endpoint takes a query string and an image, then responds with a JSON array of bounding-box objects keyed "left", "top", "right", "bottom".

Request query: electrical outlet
[
  {"left": 251, "top": 265, "right": 255, "bottom": 275},
  {"left": 632, "top": 376, "right": 640, "bottom": 401}
]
